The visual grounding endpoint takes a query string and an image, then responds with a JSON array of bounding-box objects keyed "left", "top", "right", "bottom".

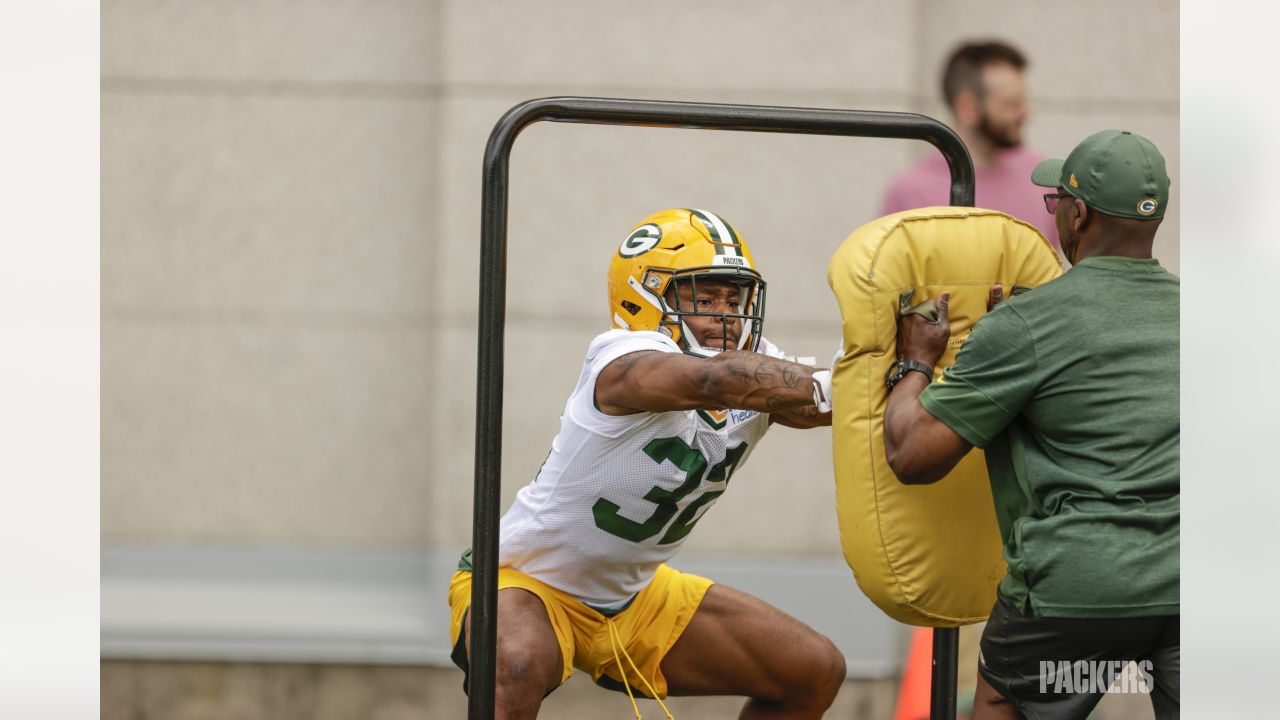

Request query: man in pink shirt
[{"left": 882, "top": 41, "right": 1059, "bottom": 249}]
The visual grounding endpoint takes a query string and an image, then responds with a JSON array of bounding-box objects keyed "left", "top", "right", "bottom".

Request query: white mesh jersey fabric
[{"left": 498, "top": 329, "right": 783, "bottom": 610}]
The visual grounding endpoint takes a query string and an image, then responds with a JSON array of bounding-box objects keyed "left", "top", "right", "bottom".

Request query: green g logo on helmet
[{"left": 619, "top": 224, "right": 662, "bottom": 258}]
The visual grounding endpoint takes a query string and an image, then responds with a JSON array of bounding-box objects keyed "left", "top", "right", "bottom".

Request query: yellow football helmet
[{"left": 607, "top": 208, "right": 766, "bottom": 357}]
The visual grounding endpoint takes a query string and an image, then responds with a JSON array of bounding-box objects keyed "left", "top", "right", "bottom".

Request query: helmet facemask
[{"left": 654, "top": 268, "right": 767, "bottom": 358}]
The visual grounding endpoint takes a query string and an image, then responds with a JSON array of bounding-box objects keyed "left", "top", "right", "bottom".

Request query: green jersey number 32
[{"left": 592, "top": 436, "right": 749, "bottom": 545}]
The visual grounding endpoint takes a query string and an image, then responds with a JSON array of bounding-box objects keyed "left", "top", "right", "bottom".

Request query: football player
[{"left": 449, "top": 208, "right": 843, "bottom": 719}]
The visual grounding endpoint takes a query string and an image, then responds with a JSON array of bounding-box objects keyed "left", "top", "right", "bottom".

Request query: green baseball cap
[{"left": 1031, "top": 129, "right": 1170, "bottom": 220}]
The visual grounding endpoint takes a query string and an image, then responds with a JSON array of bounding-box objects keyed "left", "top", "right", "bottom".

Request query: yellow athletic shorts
[{"left": 448, "top": 564, "right": 713, "bottom": 699}]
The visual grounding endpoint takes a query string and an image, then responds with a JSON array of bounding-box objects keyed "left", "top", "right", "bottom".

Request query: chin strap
[{"left": 676, "top": 315, "right": 756, "bottom": 358}]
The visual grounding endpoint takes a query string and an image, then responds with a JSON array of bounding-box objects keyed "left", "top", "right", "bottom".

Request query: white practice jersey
[{"left": 498, "top": 329, "right": 785, "bottom": 610}]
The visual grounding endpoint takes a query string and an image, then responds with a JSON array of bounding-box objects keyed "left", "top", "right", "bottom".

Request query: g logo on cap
[{"left": 1137, "top": 197, "right": 1159, "bottom": 217}]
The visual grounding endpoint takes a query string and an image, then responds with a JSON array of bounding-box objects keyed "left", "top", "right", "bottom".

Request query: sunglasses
[{"left": 1043, "top": 192, "right": 1072, "bottom": 215}]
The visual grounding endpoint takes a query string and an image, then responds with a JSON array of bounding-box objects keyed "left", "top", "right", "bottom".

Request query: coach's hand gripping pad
[{"left": 827, "top": 207, "right": 1063, "bottom": 627}]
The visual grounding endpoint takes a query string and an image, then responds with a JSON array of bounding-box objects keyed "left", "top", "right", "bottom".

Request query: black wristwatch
[{"left": 885, "top": 358, "right": 934, "bottom": 391}]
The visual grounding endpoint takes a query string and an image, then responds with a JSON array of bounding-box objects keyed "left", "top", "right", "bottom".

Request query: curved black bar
[{"left": 471, "top": 96, "right": 973, "bottom": 720}]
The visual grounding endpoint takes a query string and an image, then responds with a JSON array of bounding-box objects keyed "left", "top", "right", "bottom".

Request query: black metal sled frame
[{"left": 470, "top": 95, "right": 973, "bottom": 720}]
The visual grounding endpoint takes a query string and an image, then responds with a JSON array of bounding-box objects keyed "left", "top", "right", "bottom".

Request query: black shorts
[{"left": 978, "top": 594, "right": 1179, "bottom": 720}]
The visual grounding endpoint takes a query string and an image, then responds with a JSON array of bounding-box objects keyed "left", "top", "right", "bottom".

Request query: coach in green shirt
[{"left": 883, "top": 129, "right": 1179, "bottom": 720}]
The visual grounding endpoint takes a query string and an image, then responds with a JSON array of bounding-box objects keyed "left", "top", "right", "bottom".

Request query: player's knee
[
  {"left": 778, "top": 634, "right": 845, "bottom": 704},
  {"left": 810, "top": 636, "right": 846, "bottom": 700},
  {"left": 494, "top": 638, "right": 560, "bottom": 694}
]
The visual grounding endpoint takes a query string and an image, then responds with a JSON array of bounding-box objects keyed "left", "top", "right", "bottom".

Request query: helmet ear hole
[{"left": 620, "top": 300, "right": 641, "bottom": 316}]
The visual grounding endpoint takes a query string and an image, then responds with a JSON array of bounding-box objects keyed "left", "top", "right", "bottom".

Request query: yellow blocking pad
[{"left": 827, "top": 207, "right": 1063, "bottom": 627}]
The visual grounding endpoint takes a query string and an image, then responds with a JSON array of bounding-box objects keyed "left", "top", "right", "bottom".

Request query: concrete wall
[
  {"left": 101, "top": 0, "right": 1177, "bottom": 712},
  {"left": 103, "top": 0, "right": 1179, "bottom": 547}
]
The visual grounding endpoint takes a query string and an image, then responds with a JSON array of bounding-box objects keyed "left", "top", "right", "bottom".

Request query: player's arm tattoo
[
  {"left": 608, "top": 350, "right": 650, "bottom": 377},
  {"left": 781, "top": 363, "right": 800, "bottom": 388},
  {"left": 707, "top": 352, "right": 817, "bottom": 412},
  {"left": 595, "top": 351, "right": 669, "bottom": 415},
  {"left": 753, "top": 362, "right": 774, "bottom": 385},
  {"left": 599, "top": 349, "right": 823, "bottom": 416}
]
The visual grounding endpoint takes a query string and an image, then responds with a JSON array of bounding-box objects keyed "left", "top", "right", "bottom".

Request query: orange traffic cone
[{"left": 892, "top": 627, "right": 933, "bottom": 720}]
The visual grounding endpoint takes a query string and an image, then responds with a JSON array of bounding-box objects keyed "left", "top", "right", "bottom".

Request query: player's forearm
[{"left": 700, "top": 351, "right": 820, "bottom": 413}]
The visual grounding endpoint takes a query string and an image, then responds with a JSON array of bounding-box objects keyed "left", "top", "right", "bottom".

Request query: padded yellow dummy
[{"left": 828, "top": 207, "right": 1062, "bottom": 627}]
